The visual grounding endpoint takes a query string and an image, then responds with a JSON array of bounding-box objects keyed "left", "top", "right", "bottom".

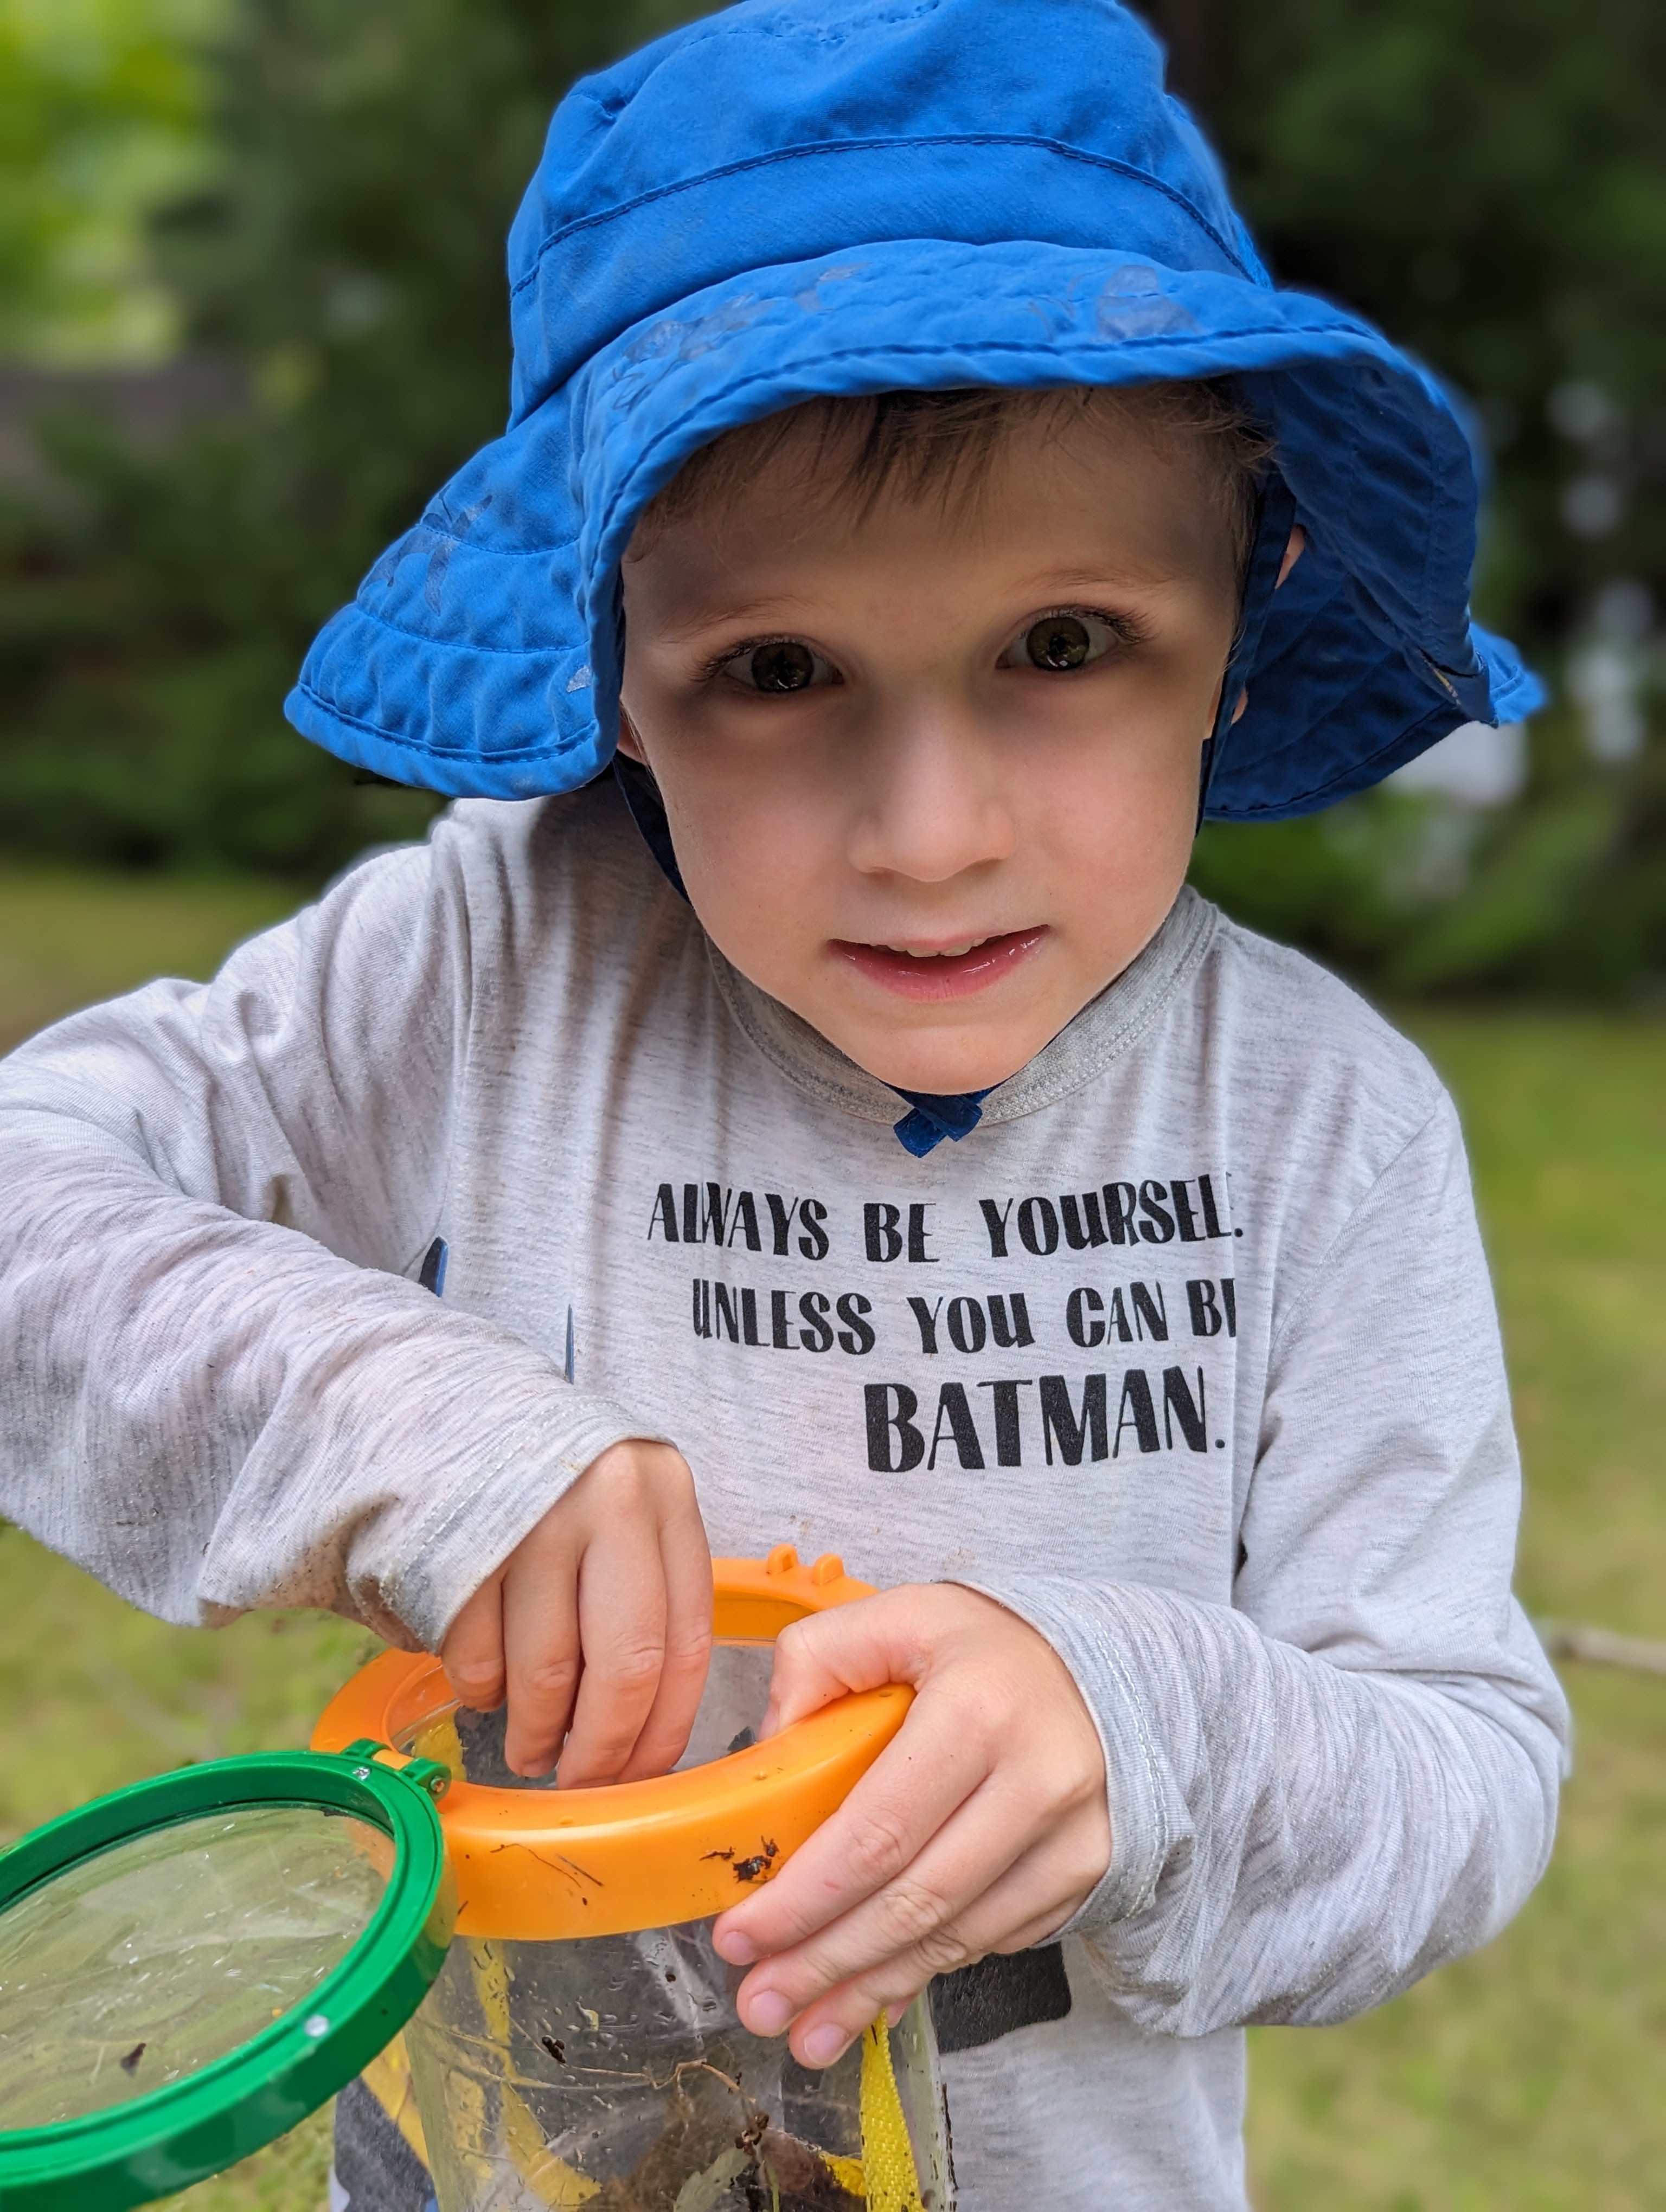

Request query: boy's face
[{"left": 619, "top": 406, "right": 1243, "bottom": 1094}]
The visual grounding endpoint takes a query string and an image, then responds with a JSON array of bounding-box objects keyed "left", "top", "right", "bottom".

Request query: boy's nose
[{"left": 845, "top": 699, "right": 1016, "bottom": 885}]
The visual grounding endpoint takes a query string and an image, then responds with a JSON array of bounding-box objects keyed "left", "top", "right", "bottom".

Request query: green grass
[
  {"left": 0, "top": 868, "right": 302, "bottom": 1058},
  {"left": 2, "top": 872, "right": 1664, "bottom": 2209}
]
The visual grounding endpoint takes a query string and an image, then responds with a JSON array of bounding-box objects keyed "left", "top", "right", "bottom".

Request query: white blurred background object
[
  {"left": 1391, "top": 720, "right": 1529, "bottom": 807},
  {"left": 1566, "top": 579, "right": 1655, "bottom": 764}
]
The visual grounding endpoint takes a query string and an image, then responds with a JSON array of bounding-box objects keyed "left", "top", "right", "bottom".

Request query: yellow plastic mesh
[
  {"left": 822, "top": 2149, "right": 869, "bottom": 2197},
  {"left": 858, "top": 2018, "right": 926, "bottom": 2212}
]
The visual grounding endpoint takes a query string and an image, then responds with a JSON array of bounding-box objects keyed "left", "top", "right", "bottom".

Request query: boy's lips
[{"left": 832, "top": 927, "right": 1048, "bottom": 1001}]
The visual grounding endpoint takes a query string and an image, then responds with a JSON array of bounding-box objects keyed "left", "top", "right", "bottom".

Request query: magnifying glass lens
[{"left": 0, "top": 1804, "right": 390, "bottom": 2127}]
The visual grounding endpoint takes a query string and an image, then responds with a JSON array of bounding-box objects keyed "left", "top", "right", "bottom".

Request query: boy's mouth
[{"left": 832, "top": 927, "right": 1048, "bottom": 1001}]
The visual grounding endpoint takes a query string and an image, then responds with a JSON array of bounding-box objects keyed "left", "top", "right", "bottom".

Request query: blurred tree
[
  {"left": 0, "top": 0, "right": 707, "bottom": 874},
  {"left": 1151, "top": 0, "right": 1666, "bottom": 992},
  {"left": 0, "top": 0, "right": 219, "bottom": 364},
  {"left": 1142, "top": 0, "right": 1221, "bottom": 115},
  {"left": 1202, "top": 0, "right": 1666, "bottom": 646}
]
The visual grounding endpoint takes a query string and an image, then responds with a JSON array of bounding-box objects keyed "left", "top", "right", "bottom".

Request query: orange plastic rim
[{"left": 311, "top": 1548, "right": 908, "bottom": 1939}]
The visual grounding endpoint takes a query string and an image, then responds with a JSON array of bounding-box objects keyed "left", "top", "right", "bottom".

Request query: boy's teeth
[{"left": 887, "top": 937, "right": 985, "bottom": 959}]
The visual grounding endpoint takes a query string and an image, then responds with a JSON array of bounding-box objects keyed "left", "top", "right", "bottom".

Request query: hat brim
[{"left": 287, "top": 239, "right": 1542, "bottom": 816}]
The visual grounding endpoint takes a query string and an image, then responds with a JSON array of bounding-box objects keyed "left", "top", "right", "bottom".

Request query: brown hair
[{"left": 631, "top": 379, "right": 1272, "bottom": 576}]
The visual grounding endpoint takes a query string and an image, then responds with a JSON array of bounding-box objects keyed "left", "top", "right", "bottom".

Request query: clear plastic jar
[
  {"left": 406, "top": 1912, "right": 946, "bottom": 2210},
  {"left": 381, "top": 1632, "right": 951, "bottom": 2210}
]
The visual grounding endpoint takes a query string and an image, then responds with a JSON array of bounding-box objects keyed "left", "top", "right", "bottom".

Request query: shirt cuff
[{"left": 382, "top": 1397, "right": 675, "bottom": 1650}]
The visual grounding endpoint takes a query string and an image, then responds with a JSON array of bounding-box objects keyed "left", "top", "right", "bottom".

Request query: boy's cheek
[{"left": 672, "top": 801, "right": 841, "bottom": 972}]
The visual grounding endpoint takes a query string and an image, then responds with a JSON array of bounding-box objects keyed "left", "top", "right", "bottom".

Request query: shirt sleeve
[
  {"left": 966, "top": 1092, "right": 1570, "bottom": 2034},
  {"left": 0, "top": 823, "right": 659, "bottom": 1651}
]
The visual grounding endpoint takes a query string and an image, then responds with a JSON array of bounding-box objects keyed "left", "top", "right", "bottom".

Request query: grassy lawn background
[{"left": 1, "top": 866, "right": 1663, "bottom": 2209}]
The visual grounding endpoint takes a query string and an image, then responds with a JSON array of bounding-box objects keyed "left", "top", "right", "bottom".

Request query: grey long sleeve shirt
[{"left": 0, "top": 784, "right": 1568, "bottom": 2209}]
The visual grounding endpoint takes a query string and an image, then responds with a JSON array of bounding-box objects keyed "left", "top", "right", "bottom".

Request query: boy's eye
[
  {"left": 751, "top": 642, "right": 815, "bottom": 692},
  {"left": 717, "top": 639, "right": 837, "bottom": 693},
  {"left": 999, "top": 609, "right": 1124, "bottom": 673}
]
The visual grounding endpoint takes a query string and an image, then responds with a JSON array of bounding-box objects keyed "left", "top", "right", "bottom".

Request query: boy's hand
[
  {"left": 439, "top": 1439, "right": 712, "bottom": 1784},
  {"left": 710, "top": 1586, "right": 1109, "bottom": 2067}
]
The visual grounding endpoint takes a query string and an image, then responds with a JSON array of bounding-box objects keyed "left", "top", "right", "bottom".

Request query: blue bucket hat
[{"left": 285, "top": 0, "right": 1542, "bottom": 822}]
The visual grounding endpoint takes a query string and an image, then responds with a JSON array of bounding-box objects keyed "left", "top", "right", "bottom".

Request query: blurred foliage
[
  {"left": 1163, "top": 0, "right": 1666, "bottom": 995},
  {"left": 0, "top": 0, "right": 219, "bottom": 363},
  {"left": 1191, "top": 702, "right": 1666, "bottom": 996},
  {"left": 0, "top": 0, "right": 704, "bottom": 876},
  {"left": 1204, "top": 0, "right": 1666, "bottom": 641},
  {"left": 0, "top": 0, "right": 1663, "bottom": 986}
]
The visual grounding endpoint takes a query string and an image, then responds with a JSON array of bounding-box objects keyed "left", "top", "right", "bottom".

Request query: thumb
[{"left": 761, "top": 1590, "right": 926, "bottom": 1737}]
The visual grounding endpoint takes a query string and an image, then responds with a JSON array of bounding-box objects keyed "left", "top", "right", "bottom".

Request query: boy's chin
[
  {"left": 734, "top": 946, "right": 1090, "bottom": 1095},
  {"left": 828, "top": 1018, "right": 1044, "bottom": 1098},
  {"left": 772, "top": 966, "right": 1095, "bottom": 1094}
]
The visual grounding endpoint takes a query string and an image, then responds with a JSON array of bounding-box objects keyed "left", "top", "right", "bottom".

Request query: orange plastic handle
[{"left": 311, "top": 1548, "right": 908, "bottom": 1939}]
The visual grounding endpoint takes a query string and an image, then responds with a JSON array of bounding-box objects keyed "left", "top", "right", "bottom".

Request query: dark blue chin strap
[
  {"left": 613, "top": 751, "right": 689, "bottom": 900},
  {"left": 1199, "top": 470, "right": 1301, "bottom": 822},
  {"left": 890, "top": 1086, "right": 992, "bottom": 1157}
]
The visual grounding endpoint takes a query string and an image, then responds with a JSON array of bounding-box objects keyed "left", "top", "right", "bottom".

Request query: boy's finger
[
  {"left": 613, "top": 1515, "right": 714, "bottom": 1782},
  {"left": 555, "top": 1525, "right": 671, "bottom": 1786},
  {"left": 715, "top": 1704, "right": 994, "bottom": 1960},
  {"left": 439, "top": 1576, "right": 507, "bottom": 1713},
  {"left": 499, "top": 1529, "right": 583, "bottom": 1776},
  {"left": 760, "top": 1596, "right": 915, "bottom": 1737},
  {"left": 755, "top": 1839, "right": 1092, "bottom": 2068},
  {"left": 729, "top": 1776, "right": 1044, "bottom": 2021}
]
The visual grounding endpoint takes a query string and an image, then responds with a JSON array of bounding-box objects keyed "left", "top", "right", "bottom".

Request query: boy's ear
[{"left": 616, "top": 706, "right": 648, "bottom": 766}]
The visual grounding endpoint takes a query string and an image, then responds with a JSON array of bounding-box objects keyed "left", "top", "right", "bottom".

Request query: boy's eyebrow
[
  {"left": 1013, "top": 562, "right": 1187, "bottom": 596},
  {"left": 655, "top": 594, "right": 822, "bottom": 644}
]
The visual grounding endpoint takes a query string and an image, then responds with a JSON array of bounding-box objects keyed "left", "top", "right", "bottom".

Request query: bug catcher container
[{"left": 313, "top": 1548, "right": 952, "bottom": 2212}]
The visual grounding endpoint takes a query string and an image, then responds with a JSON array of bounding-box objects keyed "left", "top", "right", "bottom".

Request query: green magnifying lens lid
[{"left": 0, "top": 1741, "right": 455, "bottom": 2210}]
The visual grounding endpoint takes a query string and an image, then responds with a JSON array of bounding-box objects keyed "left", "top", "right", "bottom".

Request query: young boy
[{"left": 0, "top": 2, "right": 1568, "bottom": 2206}]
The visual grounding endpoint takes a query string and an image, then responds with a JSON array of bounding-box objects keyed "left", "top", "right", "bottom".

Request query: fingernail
[
  {"left": 802, "top": 2023, "right": 848, "bottom": 2068},
  {"left": 744, "top": 1989, "right": 793, "bottom": 2036},
  {"left": 713, "top": 1928, "right": 758, "bottom": 1965}
]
